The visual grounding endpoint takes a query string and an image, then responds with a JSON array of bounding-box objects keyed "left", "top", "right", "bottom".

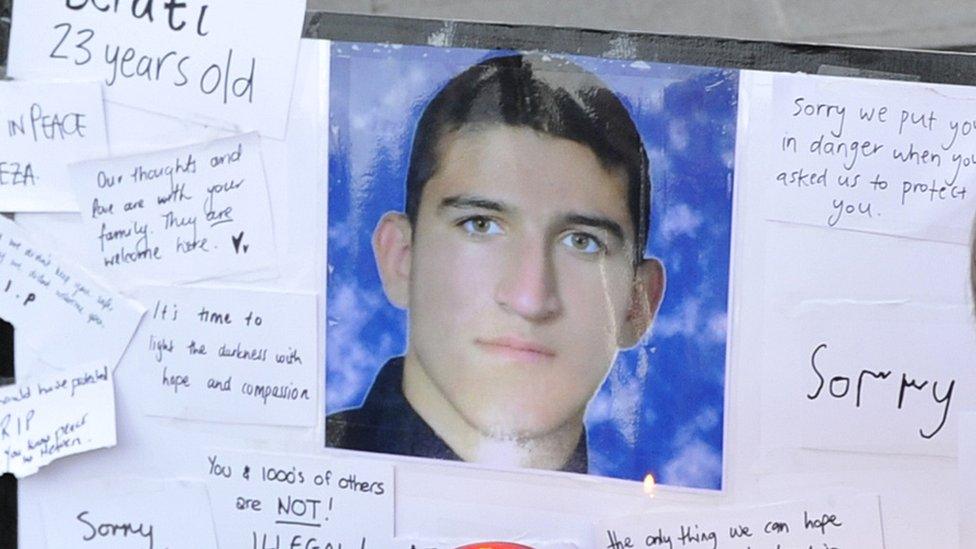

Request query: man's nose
[{"left": 494, "top": 240, "right": 563, "bottom": 322}]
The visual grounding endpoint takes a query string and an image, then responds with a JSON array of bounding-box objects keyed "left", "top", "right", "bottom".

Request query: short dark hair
[{"left": 404, "top": 53, "right": 651, "bottom": 263}]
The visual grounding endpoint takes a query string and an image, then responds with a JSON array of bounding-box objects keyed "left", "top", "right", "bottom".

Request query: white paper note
[
  {"left": 129, "top": 285, "right": 317, "bottom": 426},
  {"left": 598, "top": 494, "right": 884, "bottom": 549},
  {"left": 746, "top": 71, "right": 976, "bottom": 244},
  {"left": 0, "top": 216, "right": 144, "bottom": 369},
  {"left": 0, "top": 363, "right": 116, "bottom": 477},
  {"left": 7, "top": 0, "right": 304, "bottom": 139},
  {"left": 0, "top": 81, "right": 108, "bottom": 212},
  {"left": 69, "top": 133, "right": 276, "bottom": 284},
  {"left": 204, "top": 450, "right": 394, "bottom": 548},
  {"left": 40, "top": 479, "right": 218, "bottom": 549},
  {"left": 961, "top": 412, "right": 976, "bottom": 548},
  {"left": 765, "top": 301, "right": 976, "bottom": 456}
]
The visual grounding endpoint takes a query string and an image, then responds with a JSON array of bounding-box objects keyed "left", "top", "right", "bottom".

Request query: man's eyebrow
[
  {"left": 562, "top": 213, "right": 626, "bottom": 242},
  {"left": 438, "top": 195, "right": 510, "bottom": 213}
]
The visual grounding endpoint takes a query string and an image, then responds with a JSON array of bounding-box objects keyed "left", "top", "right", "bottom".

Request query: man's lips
[{"left": 475, "top": 336, "right": 556, "bottom": 363}]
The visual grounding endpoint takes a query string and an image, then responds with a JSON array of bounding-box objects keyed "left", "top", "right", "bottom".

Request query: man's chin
[
  {"left": 467, "top": 412, "right": 576, "bottom": 443},
  {"left": 468, "top": 437, "right": 538, "bottom": 466}
]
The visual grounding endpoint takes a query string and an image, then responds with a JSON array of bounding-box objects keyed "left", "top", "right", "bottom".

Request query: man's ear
[
  {"left": 372, "top": 212, "right": 413, "bottom": 309},
  {"left": 619, "top": 257, "right": 666, "bottom": 348}
]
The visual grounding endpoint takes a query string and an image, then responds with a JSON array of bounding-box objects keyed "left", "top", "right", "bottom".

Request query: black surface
[
  {"left": 0, "top": 0, "right": 10, "bottom": 71},
  {"left": 0, "top": 318, "right": 13, "bottom": 549},
  {"left": 305, "top": 11, "right": 976, "bottom": 86}
]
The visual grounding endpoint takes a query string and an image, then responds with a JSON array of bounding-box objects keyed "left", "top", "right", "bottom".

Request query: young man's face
[{"left": 375, "top": 125, "right": 664, "bottom": 442}]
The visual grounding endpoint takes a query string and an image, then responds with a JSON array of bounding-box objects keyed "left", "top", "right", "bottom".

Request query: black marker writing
[
  {"left": 807, "top": 342, "right": 956, "bottom": 439},
  {"left": 64, "top": 0, "right": 211, "bottom": 36},
  {"left": 76, "top": 510, "right": 155, "bottom": 549}
]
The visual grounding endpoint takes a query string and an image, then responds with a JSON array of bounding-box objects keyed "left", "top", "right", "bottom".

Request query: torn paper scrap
[
  {"left": 0, "top": 81, "right": 108, "bottom": 212},
  {"left": 0, "top": 364, "right": 116, "bottom": 477},
  {"left": 0, "top": 216, "right": 144, "bottom": 369}
]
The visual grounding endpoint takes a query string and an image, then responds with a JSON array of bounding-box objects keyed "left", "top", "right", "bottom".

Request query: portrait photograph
[{"left": 324, "top": 40, "right": 736, "bottom": 490}]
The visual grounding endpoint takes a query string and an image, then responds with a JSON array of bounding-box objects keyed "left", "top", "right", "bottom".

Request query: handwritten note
[
  {"left": 597, "top": 494, "right": 884, "bottom": 549},
  {"left": 69, "top": 133, "right": 276, "bottom": 283},
  {"left": 40, "top": 479, "right": 218, "bottom": 549},
  {"left": 205, "top": 450, "right": 394, "bottom": 548},
  {"left": 0, "top": 216, "right": 144, "bottom": 369},
  {"left": 767, "top": 300, "right": 976, "bottom": 456},
  {"left": 0, "top": 363, "right": 116, "bottom": 477},
  {"left": 130, "top": 285, "right": 316, "bottom": 425},
  {"left": 746, "top": 71, "right": 976, "bottom": 243},
  {"left": 7, "top": 0, "right": 304, "bottom": 139},
  {"left": 0, "top": 81, "right": 108, "bottom": 212}
]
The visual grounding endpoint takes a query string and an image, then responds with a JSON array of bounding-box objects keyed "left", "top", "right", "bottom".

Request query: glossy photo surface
[{"left": 325, "top": 41, "right": 736, "bottom": 489}]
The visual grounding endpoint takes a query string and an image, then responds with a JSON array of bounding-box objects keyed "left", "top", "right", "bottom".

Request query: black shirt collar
[{"left": 327, "top": 356, "right": 589, "bottom": 474}]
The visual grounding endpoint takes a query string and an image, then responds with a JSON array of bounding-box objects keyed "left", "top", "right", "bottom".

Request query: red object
[{"left": 454, "top": 544, "right": 535, "bottom": 549}]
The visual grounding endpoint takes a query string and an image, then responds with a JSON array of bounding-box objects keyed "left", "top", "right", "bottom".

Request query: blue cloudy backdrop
[{"left": 326, "top": 41, "right": 736, "bottom": 490}]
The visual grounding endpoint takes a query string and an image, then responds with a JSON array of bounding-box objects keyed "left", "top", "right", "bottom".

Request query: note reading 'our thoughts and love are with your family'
[{"left": 69, "top": 133, "right": 277, "bottom": 284}]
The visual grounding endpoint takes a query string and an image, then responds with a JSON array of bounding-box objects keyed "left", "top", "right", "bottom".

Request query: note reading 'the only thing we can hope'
[
  {"left": 598, "top": 494, "right": 885, "bottom": 549},
  {"left": 69, "top": 133, "right": 276, "bottom": 284}
]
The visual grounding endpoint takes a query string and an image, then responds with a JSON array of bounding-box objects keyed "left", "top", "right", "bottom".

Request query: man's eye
[
  {"left": 460, "top": 216, "right": 503, "bottom": 236},
  {"left": 561, "top": 232, "right": 604, "bottom": 254}
]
